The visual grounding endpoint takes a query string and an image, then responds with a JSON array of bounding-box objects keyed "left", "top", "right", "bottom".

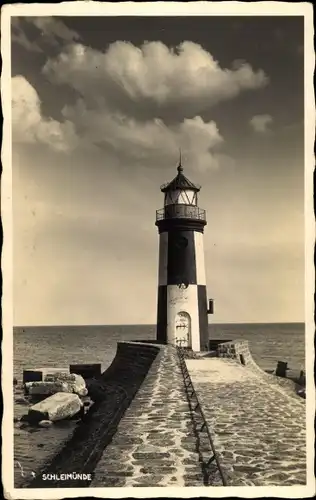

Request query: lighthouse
[{"left": 155, "top": 158, "right": 212, "bottom": 352}]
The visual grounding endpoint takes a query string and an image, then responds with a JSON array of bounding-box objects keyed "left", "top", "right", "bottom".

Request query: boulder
[
  {"left": 28, "top": 392, "right": 83, "bottom": 423},
  {"left": 23, "top": 367, "right": 69, "bottom": 384},
  {"left": 38, "top": 420, "right": 53, "bottom": 428},
  {"left": 25, "top": 381, "right": 71, "bottom": 397},
  {"left": 43, "top": 372, "right": 87, "bottom": 397}
]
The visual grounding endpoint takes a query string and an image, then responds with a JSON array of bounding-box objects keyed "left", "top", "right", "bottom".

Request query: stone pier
[
  {"left": 17, "top": 340, "right": 307, "bottom": 490},
  {"left": 186, "top": 356, "right": 306, "bottom": 486},
  {"left": 91, "top": 344, "right": 204, "bottom": 487}
]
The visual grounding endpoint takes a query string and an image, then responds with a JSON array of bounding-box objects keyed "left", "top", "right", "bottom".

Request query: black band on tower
[
  {"left": 167, "top": 230, "right": 197, "bottom": 285},
  {"left": 156, "top": 285, "right": 167, "bottom": 344},
  {"left": 156, "top": 217, "right": 206, "bottom": 234}
]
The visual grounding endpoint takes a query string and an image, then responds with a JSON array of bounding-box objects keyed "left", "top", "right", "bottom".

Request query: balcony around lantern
[{"left": 156, "top": 204, "right": 206, "bottom": 222}]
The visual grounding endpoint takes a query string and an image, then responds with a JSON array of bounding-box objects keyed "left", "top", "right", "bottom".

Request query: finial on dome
[{"left": 177, "top": 149, "right": 183, "bottom": 173}]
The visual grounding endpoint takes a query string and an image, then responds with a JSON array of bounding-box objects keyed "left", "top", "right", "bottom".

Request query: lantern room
[
  {"left": 156, "top": 159, "right": 206, "bottom": 224},
  {"left": 161, "top": 162, "right": 200, "bottom": 206}
]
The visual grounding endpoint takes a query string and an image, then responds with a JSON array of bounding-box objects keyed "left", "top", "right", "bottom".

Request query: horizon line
[{"left": 14, "top": 321, "right": 305, "bottom": 328}]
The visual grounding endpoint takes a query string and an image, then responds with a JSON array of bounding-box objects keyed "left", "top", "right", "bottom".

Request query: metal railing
[
  {"left": 176, "top": 346, "right": 228, "bottom": 486},
  {"left": 156, "top": 204, "right": 206, "bottom": 222}
]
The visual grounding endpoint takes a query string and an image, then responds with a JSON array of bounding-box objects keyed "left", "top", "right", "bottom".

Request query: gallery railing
[{"left": 156, "top": 204, "right": 206, "bottom": 222}]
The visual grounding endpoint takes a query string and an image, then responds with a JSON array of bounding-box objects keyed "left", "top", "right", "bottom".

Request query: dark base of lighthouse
[{"left": 156, "top": 285, "right": 209, "bottom": 352}]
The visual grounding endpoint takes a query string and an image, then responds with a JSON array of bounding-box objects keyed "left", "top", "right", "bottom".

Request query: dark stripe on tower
[
  {"left": 156, "top": 285, "right": 167, "bottom": 343},
  {"left": 198, "top": 285, "right": 209, "bottom": 351},
  {"left": 156, "top": 218, "right": 206, "bottom": 234},
  {"left": 167, "top": 230, "right": 197, "bottom": 285}
]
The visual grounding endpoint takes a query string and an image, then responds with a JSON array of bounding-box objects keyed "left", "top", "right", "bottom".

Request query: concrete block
[
  {"left": 28, "top": 392, "right": 83, "bottom": 423},
  {"left": 69, "top": 363, "right": 102, "bottom": 380},
  {"left": 23, "top": 370, "right": 42, "bottom": 384},
  {"left": 23, "top": 367, "right": 69, "bottom": 384}
]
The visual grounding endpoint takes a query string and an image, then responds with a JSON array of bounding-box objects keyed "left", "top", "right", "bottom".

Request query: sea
[
  {"left": 14, "top": 322, "right": 305, "bottom": 377},
  {"left": 12, "top": 323, "right": 305, "bottom": 486}
]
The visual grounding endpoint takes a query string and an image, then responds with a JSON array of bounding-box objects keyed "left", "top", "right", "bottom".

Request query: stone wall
[{"left": 217, "top": 339, "right": 252, "bottom": 363}]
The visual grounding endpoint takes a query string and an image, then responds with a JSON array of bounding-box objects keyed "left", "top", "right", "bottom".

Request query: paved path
[
  {"left": 91, "top": 345, "right": 204, "bottom": 487},
  {"left": 186, "top": 358, "right": 306, "bottom": 486}
]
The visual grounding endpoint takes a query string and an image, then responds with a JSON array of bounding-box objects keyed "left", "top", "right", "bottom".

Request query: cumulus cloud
[
  {"left": 12, "top": 75, "right": 78, "bottom": 152},
  {"left": 62, "top": 99, "right": 223, "bottom": 169},
  {"left": 12, "top": 75, "right": 224, "bottom": 169},
  {"left": 250, "top": 114, "right": 273, "bottom": 133},
  {"left": 43, "top": 40, "right": 269, "bottom": 118},
  {"left": 11, "top": 28, "right": 270, "bottom": 169},
  {"left": 11, "top": 16, "right": 80, "bottom": 52}
]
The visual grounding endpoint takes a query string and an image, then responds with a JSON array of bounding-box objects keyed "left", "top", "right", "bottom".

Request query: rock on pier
[{"left": 27, "top": 392, "right": 83, "bottom": 423}]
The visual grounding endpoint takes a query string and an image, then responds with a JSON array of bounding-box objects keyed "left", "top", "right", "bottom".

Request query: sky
[{"left": 11, "top": 14, "right": 306, "bottom": 326}]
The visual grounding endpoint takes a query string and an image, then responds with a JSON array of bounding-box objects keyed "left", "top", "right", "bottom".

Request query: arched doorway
[{"left": 175, "top": 311, "right": 191, "bottom": 348}]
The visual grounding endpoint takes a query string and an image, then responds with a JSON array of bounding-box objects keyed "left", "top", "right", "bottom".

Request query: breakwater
[
  {"left": 17, "top": 339, "right": 306, "bottom": 488},
  {"left": 91, "top": 342, "right": 205, "bottom": 487}
]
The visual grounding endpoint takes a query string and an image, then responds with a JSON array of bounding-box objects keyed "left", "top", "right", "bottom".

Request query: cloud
[
  {"left": 62, "top": 99, "right": 224, "bottom": 170},
  {"left": 11, "top": 16, "right": 80, "bottom": 53},
  {"left": 11, "top": 21, "right": 270, "bottom": 169},
  {"left": 11, "top": 27, "right": 271, "bottom": 171},
  {"left": 12, "top": 75, "right": 224, "bottom": 169},
  {"left": 12, "top": 75, "right": 78, "bottom": 152},
  {"left": 249, "top": 114, "right": 273, "bottom": 133},
  {"left": 11, "top": 18, "right": 43, "bottom": 53},
  {"left": 30, "top": 16, "right": 80, "bottom": 44},
  {"left": 43, "top": 40, "right": 269, "bottom": 119}
]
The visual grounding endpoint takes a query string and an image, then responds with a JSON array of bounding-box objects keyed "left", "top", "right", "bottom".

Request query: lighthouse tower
[{"left": 155, "top": 158, "right": 212, "bottom": 352}]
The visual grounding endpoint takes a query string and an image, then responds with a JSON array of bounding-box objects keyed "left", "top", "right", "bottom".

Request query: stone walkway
[
  {"left": 186, "top": 358, "right": 306, "bottom": 487},
  {"left": 91, "top": 345, "right": 204, "bottom": 487}
]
